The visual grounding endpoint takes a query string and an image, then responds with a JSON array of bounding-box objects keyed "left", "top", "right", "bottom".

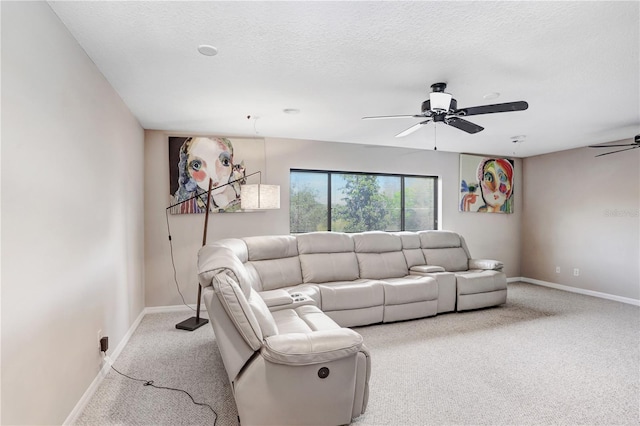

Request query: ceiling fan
[
  {"left": 363, "top": 82, "right": 529, "bottom": 138},
  {"left": 588, "top": 135, "right": 640, "bottom": 157}
]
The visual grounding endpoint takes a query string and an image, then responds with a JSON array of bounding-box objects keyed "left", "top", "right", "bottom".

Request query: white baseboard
[
  {"left": 63, "top": 308, "right": 146, "bottom": 425},
  {"left": 516, "top": 277, "right": 640, "bottom": 306}
]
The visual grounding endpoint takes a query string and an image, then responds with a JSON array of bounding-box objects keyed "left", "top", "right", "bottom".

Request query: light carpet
[{"left": 76, "top": 283, "right": 640, "bottom": 425}]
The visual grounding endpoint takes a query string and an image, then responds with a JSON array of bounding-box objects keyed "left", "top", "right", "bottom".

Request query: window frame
[{"left": 290, "top": 169, "right": 438, "bottom": 233}]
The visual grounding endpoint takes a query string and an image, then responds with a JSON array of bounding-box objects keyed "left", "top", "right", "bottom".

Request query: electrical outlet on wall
[
  {"left": 573, "top": 268, "right": 580, "bottom": 276},
  {"left": 100, "top": 336, "right": 109, "bottom": 352},
  {"left": 556, "top": 266, "right": 561, "bottom": 273}
]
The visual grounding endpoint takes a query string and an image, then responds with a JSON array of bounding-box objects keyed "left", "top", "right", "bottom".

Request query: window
[{"left": 290, "top": 170, "right": 438, "bottom": 233}]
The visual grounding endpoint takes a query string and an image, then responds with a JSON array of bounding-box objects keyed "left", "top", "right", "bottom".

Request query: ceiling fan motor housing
[{"left": 431, "top": 82, "right": 447, "bottom": 92}]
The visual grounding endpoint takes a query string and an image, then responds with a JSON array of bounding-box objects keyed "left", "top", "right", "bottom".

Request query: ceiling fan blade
[
  {"left": 445, "top": 117, "right": 484, "bottom": 134},
  {"left": 457, "top": 101, "right": 529, "bottom": 117},
  {"left": 595, "top": 146, "right": 639, "bottom": 157},
  {"left": 362, "top": 114, "right": 423, "bottom": 120},
  {"left": 395, "top": 120, "right": 430, "bottom": 138},
  {"left": 588, "top": 143, "right": 635, "bottom": 148}
]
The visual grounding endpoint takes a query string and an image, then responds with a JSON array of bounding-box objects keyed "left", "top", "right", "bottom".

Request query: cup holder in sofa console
[{"left": 261, "top": 289, "right": 314, "bottom": 311}]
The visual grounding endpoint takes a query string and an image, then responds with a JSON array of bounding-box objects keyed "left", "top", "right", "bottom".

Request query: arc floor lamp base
[{"left": 175, "top": 316, "right": 209, "bottom": 331}]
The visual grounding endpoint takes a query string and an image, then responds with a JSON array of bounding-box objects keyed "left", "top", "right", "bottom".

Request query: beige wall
[
  {"left": 522, "top": 142, "right": 640, "bottom": 300},
  {"left": 1, "top": 2, "right": 145, "bottom": 424},
  {"left": 145, "top": 131, "right": 522, "bottom": 307}
]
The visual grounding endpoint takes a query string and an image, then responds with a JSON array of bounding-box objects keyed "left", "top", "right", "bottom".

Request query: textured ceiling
[{"left": 48, "top": 1, "right": 639, "bottom": 157}]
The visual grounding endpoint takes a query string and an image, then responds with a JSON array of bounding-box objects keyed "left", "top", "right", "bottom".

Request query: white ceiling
[{"left": 48, "top": 1, "right": 639, "bottom": 157}]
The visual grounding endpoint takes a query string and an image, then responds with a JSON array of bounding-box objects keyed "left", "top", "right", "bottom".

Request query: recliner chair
[{"left": 198, "top": 245, "right": 371, "bottom": 426}]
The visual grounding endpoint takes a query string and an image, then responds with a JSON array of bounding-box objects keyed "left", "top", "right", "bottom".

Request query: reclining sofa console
[{"left": 197, "top": 230, "right": 507, "bottom": 425}]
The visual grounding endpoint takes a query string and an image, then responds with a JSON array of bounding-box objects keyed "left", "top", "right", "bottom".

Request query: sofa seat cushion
[
  {"left": 456, "top": 270, "right": 507, "bottom": 295},
  {"left": 381, "top": 276, "right": 438, "bottom": 305},
  {"left": 318, "top": 280, "right": 385, "bottom": 311},
  {"left": 271, "top": 305, "right": 342, "bottom": 335},
  {"left": 295, "top": 305, "right": 342, "bottom": 331},
  {"left": 272, "top": 309, "right": 313, "bottom": 334}
]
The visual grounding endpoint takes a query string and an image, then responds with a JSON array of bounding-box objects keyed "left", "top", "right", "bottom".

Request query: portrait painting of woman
[
  {"left": 460, "top": 154, "right": 514, "bottom": 214},
  {"left": 168, "top": 136, "right": 262, "bottom": 214}
]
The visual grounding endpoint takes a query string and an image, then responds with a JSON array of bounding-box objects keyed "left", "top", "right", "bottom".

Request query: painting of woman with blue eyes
[
  {"left": 169, "top": 136, "right": 246, "bottom": 214},
  {"left": 460, "top": 155, "right": 514, "bottom": 213}
]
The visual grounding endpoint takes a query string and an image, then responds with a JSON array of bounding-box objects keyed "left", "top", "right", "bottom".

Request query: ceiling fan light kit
[
  {"left": 428, "top": 83, "right": 453, "bottom": 112},
  {"left": 363, "top": 82, "right": 529, "bottom": 138}
]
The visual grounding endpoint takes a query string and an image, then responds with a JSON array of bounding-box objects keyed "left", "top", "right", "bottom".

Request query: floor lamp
[{"left": 169, "top": 171, "right": 280, "bottom": 331}]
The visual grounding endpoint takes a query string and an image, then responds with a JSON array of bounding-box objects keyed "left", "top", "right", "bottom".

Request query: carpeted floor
[{"left": 76, "top": 283, "right": 640, "bottom": 425}]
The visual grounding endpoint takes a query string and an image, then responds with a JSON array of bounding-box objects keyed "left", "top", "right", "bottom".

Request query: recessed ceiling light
[
  {"left": 197, "top": 45, "right": 218, "bottom": 56},
  {"left": 283, "top": 108, "right": 300, "bottom": 114},
  {"left": 483, "top": 92, "right": 500, "bottom": 100}
]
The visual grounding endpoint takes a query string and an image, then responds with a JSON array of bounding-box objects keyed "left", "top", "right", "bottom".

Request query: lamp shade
[
  {"left": 240, "top": 184, "right": 280, "bottom": 210},
  {"left": 429, "top": 91, "right": 452, "bottom": 112}
]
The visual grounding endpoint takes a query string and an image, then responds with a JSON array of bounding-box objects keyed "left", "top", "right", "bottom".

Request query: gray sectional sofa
[{"left": 197, "top": 230, "right": 507, "bottom": 425}]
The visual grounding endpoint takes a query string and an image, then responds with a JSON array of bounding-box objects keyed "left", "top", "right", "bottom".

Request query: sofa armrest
[
  {"left": 261, "top": 329, "right": 364, "bottom": 366},
  {"left": 410, "top": 265, "right": 446, "bottom": 274},
  {"left": 468, "top": 258, "right": 504, "bottom": 270},
  {"left": 259, "top": 289, "right": 294, "bottom": 308}
]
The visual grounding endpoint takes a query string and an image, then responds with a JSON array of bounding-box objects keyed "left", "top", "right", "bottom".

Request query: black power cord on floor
[
  {"left": 103, "top": 350, "right": 218, "bottom": 425},
  {"left": 165, "top": 209, "right": 196, "bottom": 312}
]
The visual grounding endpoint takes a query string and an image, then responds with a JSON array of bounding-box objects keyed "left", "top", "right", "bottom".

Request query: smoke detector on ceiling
[{"left": 197, "top": 45, "right": 218, "bottom": 56}]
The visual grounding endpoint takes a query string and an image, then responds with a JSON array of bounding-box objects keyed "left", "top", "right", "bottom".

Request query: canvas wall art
[
  {"left": 459, "top": 154, "right": 514, "bottom": 213},
  {"left": 168, "top": 136, "right": 265, "bottom": 214}
]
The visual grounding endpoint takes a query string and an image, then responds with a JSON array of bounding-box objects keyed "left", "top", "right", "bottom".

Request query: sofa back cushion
[
  {"left": 243, "top": 236, "right": 303, "bottom": 291},
  {"left": 247, "top": 288, "right": 279, "bottom": 338},
  {"left": 395, "top": 232, "right": 426, "bottom": 268},
  {"left": 296, "top": 232, "right": 360, "bottom": 283},
  {"left": 213, "top": 270, "right": 263, "bottom": 350},
  {"left": 419, "top": 230, "right": 462, "bottom": 249},
  {"left": 418, "top": 231, "right": 469, "bottom": 272},
  {"left": 422, "top": 248, "right": 469, "bottom": 272},
  {"left": 353, "top": 232, "right": 408, "bottom": 279},
  {"left": 216, "top": 238, "right": 249, "bottom": 263},
  {"left": 198, "top": 244, "right": 254, "bottom": 293}
]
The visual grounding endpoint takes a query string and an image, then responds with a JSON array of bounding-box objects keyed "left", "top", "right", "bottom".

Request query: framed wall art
[
  {"left": 460, "top": 154, "right": 514, "bottom": 214},
  {"left": 168, "top": 136, "right": 265, "bottom": 214}
]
